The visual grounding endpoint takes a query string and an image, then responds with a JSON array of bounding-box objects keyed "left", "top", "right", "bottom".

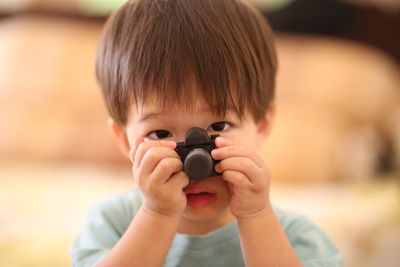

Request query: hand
[
  {"left": 211, "top": 137, "right": 273, "bottom": 219},
  {"left": 130, "top": 138, "right": 189, "bottom": 218}
]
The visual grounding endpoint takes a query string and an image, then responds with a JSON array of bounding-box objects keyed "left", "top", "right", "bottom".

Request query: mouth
[
  {"left": 184, "top": 184, "right": 217, "bottom": 208},
  {"left": 184, "top": 184, "right": 214, "bottom": 194}
]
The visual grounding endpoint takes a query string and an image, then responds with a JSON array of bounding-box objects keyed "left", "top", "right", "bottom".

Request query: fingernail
[
  {"left": 211, "top": 149, "right": 220, "bottom": 157},
  {"left": 214, "top": 163, "right": 220, "bottom": 172},
  {"left": 216, "top": 136, "right": 225, "bottom": 145},
  {"left": 167, "top": 140, "right": 176, "bottom": 148}
]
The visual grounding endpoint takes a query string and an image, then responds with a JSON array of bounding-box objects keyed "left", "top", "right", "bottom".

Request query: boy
[{"left": 70, "top": 0, "right": 343, "bottom": 266}]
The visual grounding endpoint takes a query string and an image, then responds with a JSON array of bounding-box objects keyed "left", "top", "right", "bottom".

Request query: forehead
[
  {"left": 127, "top": 95, "right": 240, "bottom": 124},
  {"left": 131, "top": 91, "right": 238, "bottom": 115}
]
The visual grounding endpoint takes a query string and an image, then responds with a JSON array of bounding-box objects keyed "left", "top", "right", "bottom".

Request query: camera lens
[{"left": 184, "top": 148, "right": 213, "bottom": 180}]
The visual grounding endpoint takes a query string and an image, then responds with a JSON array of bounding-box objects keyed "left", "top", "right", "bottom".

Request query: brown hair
[{"left": 96, "top": 0, "right": 277, "bottom": 126}]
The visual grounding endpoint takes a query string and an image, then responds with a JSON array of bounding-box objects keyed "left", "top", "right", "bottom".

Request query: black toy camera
[{"left": 175, "top": 127, "right": 221, "bottom": 180}]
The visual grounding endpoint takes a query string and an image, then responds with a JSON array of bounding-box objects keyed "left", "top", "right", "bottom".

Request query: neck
[{"left": 177, "top": 209, "right": 236, "bottom": 235}]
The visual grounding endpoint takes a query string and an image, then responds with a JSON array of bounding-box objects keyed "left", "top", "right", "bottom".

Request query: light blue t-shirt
[{"left": 70, "top": 189, "right": 343, "bottom": 267}]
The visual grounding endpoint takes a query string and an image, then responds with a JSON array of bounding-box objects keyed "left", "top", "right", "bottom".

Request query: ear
[
  {"left": 256, "top": 102, "right": 276, "bottom": 144},
  {"left": 108, "top": 117, "right": 131, "bottom": 156}
]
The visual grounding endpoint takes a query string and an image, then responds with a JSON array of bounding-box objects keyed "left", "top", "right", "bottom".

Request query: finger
[
  {"left": 166, "top": 171, "right": 190, "bottom": 191},
  {"left": 211, "top": 145, "right": 265, "bottom": 168},
  {"left": 148, "top": 157, "right": 184, "bottom": 185},
  {"left": 139, "top": 147, "right": 181, "bottom": 177},
  {"left": 130, "top": 137, "right": 144, "bottom": 164},
  {"left": 134, "top": 139, "right": 176, "bottom": 169},
  {"left": 214, "top": 136, "right": 238, "bottom": 148},
  {"left": 215, "top": 157, "right": 260, "bottom": 183},
  {"left": 221, "top": 170, "right": 251, "bottom": 188}
]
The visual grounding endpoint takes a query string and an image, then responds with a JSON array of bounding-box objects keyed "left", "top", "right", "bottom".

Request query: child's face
[{"left": 115, "top": 97, "right": 274, "bottom": 232}]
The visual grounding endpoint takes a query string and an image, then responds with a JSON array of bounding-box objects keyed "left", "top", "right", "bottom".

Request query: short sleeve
[
  {"left": 284, "top": 215, "right": 344, "bottom": 267},
  {"left": 69, "top": 190, "right": 142, "bottom": 267}
]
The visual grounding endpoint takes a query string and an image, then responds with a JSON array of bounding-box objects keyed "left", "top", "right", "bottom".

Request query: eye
[
  {"left": 207, "top": 121, "right": 231, "bottom": 132},
  {"left": 148, "top": 130, "right": 172, "bottom": 140}
]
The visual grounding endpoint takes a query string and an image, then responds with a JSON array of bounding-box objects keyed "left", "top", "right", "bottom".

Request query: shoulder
[
  {"left": 70, "top": 188, "right": 143, "bottom": 266},
  {"left": 86, "top": 188, "right": 143, "bottom": 238},
  {"left": 90, "top": 188, "right": 143, "bottom": 223},
  {"left": 273, "top": 206, "right": 318, "bottom": 235},
  {"left": 273, "top": 207, "right": 344, "bottom": 267}
]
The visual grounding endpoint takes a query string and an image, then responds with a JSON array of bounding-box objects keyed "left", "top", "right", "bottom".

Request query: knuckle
[
  {"left": 177, "top": 170, "right": 189, "bottom": 180},
  {"left": 222, "top": 170, "right": 233, "bottom": 179},
  {"left": 158, "top": 159, "right": 170, "bottom": 172},
  {"left": 241, "top": 158, "right": 253, "bottom": 170},
  {"left": 218, "top": 160, "right": 226, "bottom": 171},
  {"left": 224, "top": 146, "right": 233, "bottom": 155},
  {"left": 145, "top": 148, "right": 158, "bottom": 162},
  {"left": 172, "top": 158, "right": 183, "bottom": 169},
  {"left": 235, "top": 172, "right": 247, "bottom": 182},
  {"left": 225, "top": 170, "right": 247, "bottom": 185}
]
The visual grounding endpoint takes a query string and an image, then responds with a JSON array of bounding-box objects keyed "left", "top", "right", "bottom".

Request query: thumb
[{"left": 129, "top": 137, "right": 145, "bottom": 164}]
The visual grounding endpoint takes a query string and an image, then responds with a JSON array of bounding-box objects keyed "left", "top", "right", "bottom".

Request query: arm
[
  {"left": 97, "top": 138, "right": 189, "bottom": 267},
  {"left": 212, "top": 136, "right": 302, "bottom": 267},
  {"left": 96, "top": 206, "right": 180, "bottom": 267},
  {"left": 237, "top": 209, "right": 303, "bottom": 267}
]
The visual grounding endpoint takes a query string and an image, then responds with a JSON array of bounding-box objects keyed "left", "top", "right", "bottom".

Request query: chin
[{"left": 182, "top": 204, "right": 231, "bottom": 222}]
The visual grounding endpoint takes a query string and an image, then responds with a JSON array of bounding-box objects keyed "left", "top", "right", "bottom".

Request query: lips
[
  {"left": 184, "top": 184, "right": 214, "bottom": 194},
  {"left": 184, "top": 184, "right": 217, "bottom": 208}
]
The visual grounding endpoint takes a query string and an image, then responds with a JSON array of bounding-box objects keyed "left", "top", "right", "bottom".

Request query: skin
[{"left": 96, "top": 97, "right": 303, "bottom": 267}]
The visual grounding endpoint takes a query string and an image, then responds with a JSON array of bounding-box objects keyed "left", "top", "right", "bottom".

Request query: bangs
[
  {"left": 96, "top": 0, "right": 276, "bottom": 125},
  {"left": 133, "top": 71, "right": 240, "bottom": 122}
]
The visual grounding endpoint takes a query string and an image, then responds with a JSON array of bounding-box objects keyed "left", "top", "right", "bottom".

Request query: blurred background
[{"left": 0, "top": 0, "right": 399, "bottom": 266}]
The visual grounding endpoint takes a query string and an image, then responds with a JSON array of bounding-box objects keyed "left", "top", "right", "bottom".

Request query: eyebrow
[
  {"left": 138, "top": 107, "right": 237, "bottom": 123},
  {"left": 138, "top": 112, "right": 164, "bottom": 123}
]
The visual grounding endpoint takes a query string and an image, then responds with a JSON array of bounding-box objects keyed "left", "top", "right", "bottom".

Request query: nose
[{"left": 174, "top": 126, "right": 205, "bottom": 143}]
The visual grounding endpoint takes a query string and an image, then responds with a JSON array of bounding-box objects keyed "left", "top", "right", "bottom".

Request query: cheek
[
  {"left": 126, "top": 135, "right": 135, "bottom": 148},
  {"left": 247, "top": 136, "right": 259, "bottom": 149},
  {"left": 203, "top": 177, "right": 230, "bottom": 197},
  {"left": 125, "top": 127, "right": 148, "bottom": 149},
  {"left": 238, "top": 128, "right": 260, "bottom": 148},
  {"left": 212, "top": 178, "right": 232, "bottom": 202},
  {"left": 219, "top": 130, "right": 242, "bottom": 144},
  {"left": 124, "top": 127, "right": 137, "bottom": 146}
]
